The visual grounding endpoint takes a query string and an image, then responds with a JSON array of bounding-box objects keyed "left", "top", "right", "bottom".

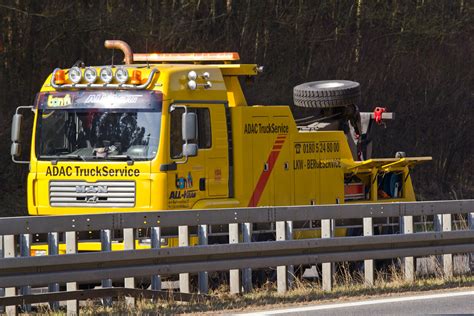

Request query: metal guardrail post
[
  {"left": 321, "top": 219, "right": 334, "bottom": 291},
  {"left": 0, "top": 235, "right": 4, "bottom": 314},
  {"left": 4, "top": 235, "right": 16, "bottom": 316},
  {"left": 469, "top": 213, "right": 474, "bottom": 271},
  {"left": 65, "top": 231, "right": 78, "bottom": 316},
  {"left": 433, "top": 213, "right": 443, "bottom": 268},
  {"left": 178, "top": 226, "right": 190, "bottom": 293},
  {"left": 363, "top": 217, "right": 374, "bottom": 285},
  {"left": 286, "top": 221, "right": 294, "bottom": 289},
  {"left": 228, "top": 223, "right": 240, "bottom": 294},
  {"left": 150, "top": 227, "right": 161, "bottom": 291},
  {"left": 442, "top": 214, "right": 453, "bottom": 277},
  {"left": 276, "top": 221, "right": 287, "bottom": 293},
  {"left": 434, "top": 214, "right": 453, "bottom": 277},
  {"left": 433, "top": 214, "right": 443, "bottom": 231},
  {"left": 123, "top": 228, "right": 136, "bottom": 307},
  {"left": 100, "top": 229, "right": 113, "bottom": 307},
  {"left": 198, "top": 225, "right": 208, "bottom": 294},
  {"left": 19, "top": 234, "right": 31, "bottom": 313},
  {"left": 242, "top": 222, "right": 253, "bottom": 293},
  {"left": 401, "top": 215, "right": 415, "bottom": 281},
  {"left": 48, "top": 232, "right": 60, "bottom": 311},
  {"left": 276, "top": 221, "right": 294, "bottom": 293}
]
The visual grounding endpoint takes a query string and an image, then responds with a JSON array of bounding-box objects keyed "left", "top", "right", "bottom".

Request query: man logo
[{"left": 76, "top": 185, "right": 108, "bottom": 193}]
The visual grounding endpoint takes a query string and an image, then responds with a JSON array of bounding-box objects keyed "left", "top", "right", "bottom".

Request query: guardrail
[{"left": 1, "top": 200, "right": 474, "bottom": 315}]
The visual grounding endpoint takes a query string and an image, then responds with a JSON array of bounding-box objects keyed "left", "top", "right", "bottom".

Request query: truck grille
[{"left": 49, "top": 181, "right": 135, "bottom": 207}]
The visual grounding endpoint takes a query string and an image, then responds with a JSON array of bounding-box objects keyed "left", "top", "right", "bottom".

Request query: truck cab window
[{"left": 170, "top": 107, "right": 211, "bottom": 158}]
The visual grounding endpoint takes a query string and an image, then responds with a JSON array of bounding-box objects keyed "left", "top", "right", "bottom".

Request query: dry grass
[
  {"left": 28, "top": 278, "right": 474, "bottom": 315},
  {"left": 41, "top": 265, "right": 471, "bottom": 315}
]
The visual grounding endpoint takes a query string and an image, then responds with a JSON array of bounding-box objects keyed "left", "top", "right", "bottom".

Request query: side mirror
[
  {"left": 11, "top": 113, "right": 23, "bottom": 143},
  {"left": 182, "top": 112, "right": 197, "bottom": 142},
  {"left": 11, "top": 143, "right": 21, "bottom": 157},
  {"left": 11, "top": 106, "right": 33, "bottom": 164},
  {"left": 11, "top": 113, "right": 23, "bottom": 158},
  {"left": 182, "top": 143, "right": 198, "bottom": 157}
]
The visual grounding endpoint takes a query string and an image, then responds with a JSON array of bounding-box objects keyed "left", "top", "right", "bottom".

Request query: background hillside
[{"left": 0, "top": 0, "right": 472, "bottom": 216}]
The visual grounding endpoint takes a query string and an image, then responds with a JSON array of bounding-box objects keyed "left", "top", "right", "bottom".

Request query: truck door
[
  {"left": 167, "top": 104, "right": 228, "bottom": 209},
  {"left": 205, "top": 104, "right": 229, "bottom": 197}
]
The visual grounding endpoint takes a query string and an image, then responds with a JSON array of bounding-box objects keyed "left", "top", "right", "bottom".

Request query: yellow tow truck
[{"left": 10, "top": 40, "right": 430, "bottom": 254}]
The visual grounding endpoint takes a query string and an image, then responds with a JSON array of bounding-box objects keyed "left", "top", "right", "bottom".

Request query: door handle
[{"left": 199, "top": 178, "right": 206, "bottom": 191}]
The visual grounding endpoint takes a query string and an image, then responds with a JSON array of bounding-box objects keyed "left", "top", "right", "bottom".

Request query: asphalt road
[{"left": 238, "top": 290, "right": 474, "bottom": 315}]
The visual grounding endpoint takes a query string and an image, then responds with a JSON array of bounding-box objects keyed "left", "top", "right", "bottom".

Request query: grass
[
  {"left": 31, "top": 261, "right": 474, "bottom": 315},
  {"left": 81, "top": 275, "right": 474, "bottom": 315}
]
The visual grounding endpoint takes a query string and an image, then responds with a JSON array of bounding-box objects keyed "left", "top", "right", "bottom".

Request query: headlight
[
  {"left": 115, "top": 67, "right": 129, "bottom": 83},
  {"left": 84, "top": 67, "right": 97, "bottom": 84},
  {"left": 68, "top": 67, "right": 82, "bottom": 83},
  {"left": 100, "top": 67, "right": 113, "bottom": 83}
]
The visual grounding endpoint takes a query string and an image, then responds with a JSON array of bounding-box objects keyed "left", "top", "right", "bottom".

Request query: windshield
[{"left": 35, "top": 91, "right": 162, "bottom": 161}]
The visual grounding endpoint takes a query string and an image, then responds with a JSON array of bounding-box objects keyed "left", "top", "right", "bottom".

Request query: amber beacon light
[
  {"left": 133, "top": 52, "right": 240, "bottom": 62},
  {"left": 130, "top": 70, "right": 142, "bottom": 84},
  {"left": 54, "top": 69, "right": 66, "bottom": 85}
]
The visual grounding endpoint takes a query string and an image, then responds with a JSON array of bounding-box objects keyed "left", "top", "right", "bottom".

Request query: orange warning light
[
  {"left": 55, "top": 69, "right": 66, "bottom": 85},
  {"left": 130, "top": 70, "right": 142, "bottom": 84}
]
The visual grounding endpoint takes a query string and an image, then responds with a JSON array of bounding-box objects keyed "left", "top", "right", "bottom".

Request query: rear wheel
[{"left": 293, "top": 80, "right": 361, "bottom": 108}]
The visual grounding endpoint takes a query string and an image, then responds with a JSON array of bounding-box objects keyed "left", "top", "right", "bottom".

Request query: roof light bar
[
  {"left": 133, "top": 52, "right": 240, "bottom": 62},
  {"left": 51, "top": 68, "right": 159, "bottom": 90}
]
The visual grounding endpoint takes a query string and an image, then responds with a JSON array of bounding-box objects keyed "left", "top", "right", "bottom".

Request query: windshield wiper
[
  {"left": 78, "top": 154, "right": 136, "bottom": 165},
  {"left": 41, "top": 154, "right": 86, "bottom": 164},
  {"left": 107, "top": 155, "right": 136, "bottom": 165}
]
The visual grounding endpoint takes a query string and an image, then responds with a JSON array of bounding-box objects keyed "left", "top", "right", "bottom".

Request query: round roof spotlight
[
  {"left": 204, "top": 81, "right": 212, "bottom": 89},
  {"left": 187, "top": 80, "right": 197, "bottom": 91},
  {"left": 202, "top": 72, "right": 210, "bottom": 80},
  {"left": 100, "top": 67, "right": 113, "bottom": 83},
  {"left": 187, "top": 70, "right": 197, "bottom": 81},
  {"left": 84, "top": 67, "right": 98, "bottom": 84},
  {"left": 69, "top": 67, "right": 82, "bottom": 84},
  {"left": 115, "top": 67, "right": 129, "bottom": 84}
]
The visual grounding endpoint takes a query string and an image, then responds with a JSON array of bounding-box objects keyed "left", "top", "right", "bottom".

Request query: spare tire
[{"left": 293, "top": 80, "right": 361, "bottom": 108}]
